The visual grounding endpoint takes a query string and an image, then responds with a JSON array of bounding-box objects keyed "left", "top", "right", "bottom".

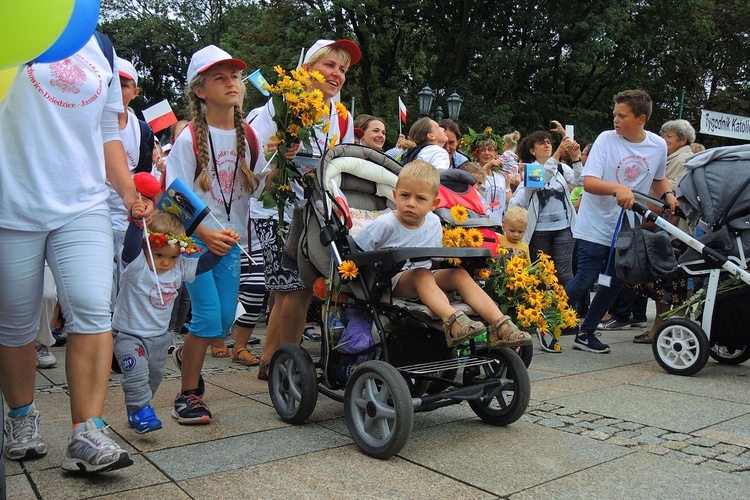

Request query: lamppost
[
  {"left": 417, "top": 86, "right": 463, "bottom": 122},
  {"left": 417, "top": 86, "right": 435, "bottom": 118}
]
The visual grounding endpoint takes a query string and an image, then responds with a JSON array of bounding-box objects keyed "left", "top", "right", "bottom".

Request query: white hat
[
  {"left": 116, "top": 57, "right": 139, "bottom": 86},
  {"left": 187, "top": 45, "right": 247, "bottom": 84},
  {"left": 302, "top": 39, "right": 361, "bottom": 66}
]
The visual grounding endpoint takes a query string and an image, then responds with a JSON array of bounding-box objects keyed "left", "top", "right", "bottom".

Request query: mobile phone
[{"left": 565, "top": 125, "right": 575, "bottom": 141}]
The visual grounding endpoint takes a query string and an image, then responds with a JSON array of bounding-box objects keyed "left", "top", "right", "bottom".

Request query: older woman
[{"left": 660, "top": 119, "right": 695, "bottom": 191}]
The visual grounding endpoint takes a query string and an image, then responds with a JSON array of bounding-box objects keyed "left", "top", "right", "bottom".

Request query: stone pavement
[{"left": 4, "top": 320, "right": 750, "bottom": 499}]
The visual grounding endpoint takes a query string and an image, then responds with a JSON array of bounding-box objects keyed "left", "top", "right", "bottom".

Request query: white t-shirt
[
  {"left": 483, "top": 171, "right": 508, "bottom": 225},
  {"left": 112, "top": 252, "right": 199, "bottom": 338},
  {"left": 248, "top": 100, "right": 355, "bottom": 221},
  {"left": 107, "top": 110, "right": 141, "bottom": 230},
  {"left": 574, "top": 130, "right": 667, "bottom": 246},
  {"left": 166, "top": 125, "right": 263, "bottom": 247},
  {"left": 417, "top": 144, "right": 450, "bottom": 171},
  {"left": 0, "top": 36, "right": 123, "bottom": 231},
  {"left": 354, "top": 211, "right": 442, "bottom": 271}
]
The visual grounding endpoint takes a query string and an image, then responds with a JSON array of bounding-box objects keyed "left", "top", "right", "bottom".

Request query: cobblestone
[
  {"left": 687, "top": 436, "right": 720, "bottom": 448},
  {"left": 702, "top": 460, "right": 745, "bottom": 473},
  {"left": 582, "top": 430, "right": 611, "bottom": 441},
  {"left": 594, "top": 418, "right": 623, "bottom": 427},
  {"left": 553, "top": 407, "right": 580, "bottom": 416},
  {"left": 614, "top": 430, "right": 639, "bottom": 440},
  {"left": 538, "top": 418, "right": 567, "bottom": 428},
  {"left": 635, "top": 434, "right": 664, "bottom": 446},
  {"left": 666, "top": 451, "right": 706, "bottom": 465},
  {"left": 612, "top": 421, "right": 644, "bottom": 431},
  {"left": 715, "top": 453, "right": 750, "bottom": 467},
  {"left": 608, "top": 436, "right": 638, "bottom": 447},
  {"left": 661, "top": 432, "right": 691, "bottom": 442},
  {"left": 682, "top": 445, "right": 719, "bottom": 459},
  {"left": 715, "top": 443, "right": 747, "bottom": 455},
  {"left": 662, "top": 440, "right": 690, "bottom": 451}
]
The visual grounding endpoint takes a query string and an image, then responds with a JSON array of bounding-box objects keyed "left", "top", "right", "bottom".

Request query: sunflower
[
  {"left": 449, "top": 205, "right": 469, "bottom": 223},
  {"left": 477, "top": 268, "right": 491, "bottom": 280},
  {"left": 328, "top": 134, "right": 339, "bottom": 149},
  {"left": 335, "top": 102, "right": 349, "bottom": 119},
  {"left": 338, "top": 260, "right": 359, "bottom": 280},
  {"left": 465, "top": 228, "right": 484, "bottom": 247}
]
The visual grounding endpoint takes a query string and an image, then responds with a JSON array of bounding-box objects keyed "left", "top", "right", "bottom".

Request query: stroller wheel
[
  {"left": 709, "top": 344, "right": 750, "bottom": 365},
  {"left": 344, "top": 360, "right": 414, "bottom": 459},
  {"left": 268, "top": 344, "right": 318, "bottom": 424},
  {"left": 513, "top": 345, "right": 533, "bottom": 368},
  {"left": 652, "top": 318, "right": 709, "bottom": 376},
  {"left": 464, "top": 348, "right": 530, "bottom": 426}
]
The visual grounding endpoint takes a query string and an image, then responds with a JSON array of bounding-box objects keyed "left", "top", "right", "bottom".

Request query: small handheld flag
[
  {"left": 142, "top": 99, "right": 178, "bottom": 133},
  {"left": 398, "top": 97, "right": 407, "bottom": 124},
  {"left": 244, "top": 69, "right": 270, "bottom": 97},
  {"left": 158, "top": 177, "right": 210, "bottom": 236}
]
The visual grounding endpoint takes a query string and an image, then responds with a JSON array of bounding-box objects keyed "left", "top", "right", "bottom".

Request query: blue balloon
[{"left": 34, "top": 0, "right": 101, "bottom": 64}]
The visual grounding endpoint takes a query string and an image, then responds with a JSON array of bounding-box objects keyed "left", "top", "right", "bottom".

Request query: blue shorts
[{"left": 0, "top": 209, "right": 113, "bottom": 347}]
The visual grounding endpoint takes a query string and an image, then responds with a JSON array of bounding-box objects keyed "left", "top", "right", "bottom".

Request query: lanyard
[
  {"left": 605, "top": 208, "right": 626, "bottom": 275},
  {"left": 208, "top": 131, "right": 239, "bottom": 221}
]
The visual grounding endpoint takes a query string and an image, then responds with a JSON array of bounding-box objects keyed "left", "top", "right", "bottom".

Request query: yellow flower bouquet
[{"left": 482, "top": 250, "right": 578, "bottom": 349}]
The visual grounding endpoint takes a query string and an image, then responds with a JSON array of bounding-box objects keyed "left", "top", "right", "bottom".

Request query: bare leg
[
  {"left": 180, "top": 334, "right": 212, "bottom": 392},
  {"left": 393, "top": 268, "right": 457, "bottom": 322},
  {"left": 0, "top": 341, "right": 36, "bottom": 409},
  {"left": 434, "top": 269, "right": 504, "bottom": 324},
  {"left": 66, "top": 333, "right": 113, "bottom": 423},
  {"left": 234, "top": 325, "right": 255, "bottom": 348},
  {"left": 260, "top": 289, "right": 313, "bottom": 362}
]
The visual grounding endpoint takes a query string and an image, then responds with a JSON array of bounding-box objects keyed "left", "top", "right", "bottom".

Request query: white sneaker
[
  {"left": 3, "top": 403, "right": 47, "bottom": 460},
  {"left": 61, "top": 418, "right": 133, "bottom": 473},
  {"left": 168, "top": 329, "right": 184, "bottom": 354},
  {"left": 35, "top": 342, "right": 57, "bottom": 368}
]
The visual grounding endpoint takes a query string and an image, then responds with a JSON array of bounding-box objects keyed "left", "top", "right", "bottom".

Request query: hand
[
  {"left": 664, "top": 192, "right": 679, "bottom": 216},
  {"left": 129, "top": 199, "right": 147, "bottom": 219},
  {"left": 613, "top": 184, "right": 635, "bottom": 210},
  {"left": 552, "top": 136, "right": 571, "bottom": 160},
  {"left": 483, "top": 158, "right": 502, "bottom": 172},
  {"left": 550, "top": 120, "right": 566, "bottom": 136},
  {"left": 202, "top": 228, "right": 238, "bottom": 256},
  {"left": 569, "top": 140, "right": 581, "bottom": 161},
  {"left": 396, "top": 134, "right": 406, "bottom": 148},
  {"left": 220, "top": 228, "right": 241, "bottom": 243}
]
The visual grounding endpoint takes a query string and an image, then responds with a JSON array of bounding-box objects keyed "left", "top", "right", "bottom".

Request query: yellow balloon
[
  {"left": 0, "top": 1, "right": 76, "bottom": 70},
  {"left": 0, "top": 66, "right": 19, "bottom": 103}
]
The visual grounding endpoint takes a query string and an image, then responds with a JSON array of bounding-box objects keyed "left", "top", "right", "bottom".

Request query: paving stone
[
  {"left": 608, "top": 436, "right": 638, "bottom": 447},
  {"left": 594, "top": 418, "right": 623, "bottom": 427},
  {"left": 581, "top": 430, "right": 611, "bottom": 441},
  {"left": 538, "top": 418, "right": 567, "bottom": 428},
  {"left": 522, "top": 414, "right": 541, "bottom": 423},
  {"left": 715, "top": 453, "right": 750, "bottom": 467},
  {"left": 635, "top": 434, "right": 664, "bottom": 446},
  {"left": 561, "top": 425, "right": 585, "bottom": 434},
  {"left": 687, "top": 436, "right": 720, "bottom": 448},
  {"left": 661, "top": 432, "right": 691, "bottom": 442},
  {"left": 594, "top": 425, "right": 620, "bottom": 435},
  {"left": 529, "top": 410, "right": 555, "bottom": 419},
  {"left": 613, "top": 421, "right": 643, "bottom": 431},
  {"left": 552, "top": 407, "right": 580, "bottom": 416},
  {"left": 702, "top": 460, "right": 746, "bottom": 473},
  {"left": 714, "top": 443, "right": 748, "bottom": 455},
  {"left": 575, "top": 412, "right": 603, "bottom": 422},
  {"left": 663, "top": 440, "right": 690, "bottom": 451},
  {"left": 639, "top": 427, "right": 668, "bottom": 437},
  {"left": 574, "top": 421, "right": 599, "bottom": 430},
  {"left": 682, "top": 445, "right": 719, "bottom": 459},
  {"left": 614, "top": 430, "right": 638, "bottom": 439},
  {"left": 665, "top": 450, "right": 707, "bottom": 465},
  {"left": 535, "top": 403, "right": 562, "bottom": 412},
  {"left": 637, "top": 444, "right": 669, "bottom": 456},
  {"left": 560, "top": 416, "right": 579, "bottom": 424}
]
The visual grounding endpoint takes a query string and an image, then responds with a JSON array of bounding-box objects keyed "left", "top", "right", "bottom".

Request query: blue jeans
[{"left": 565, "top": 240, "right": 624, "bottom": 335}]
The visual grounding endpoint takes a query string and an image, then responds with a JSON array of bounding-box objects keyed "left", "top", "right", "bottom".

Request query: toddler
[{"left": 498, "top": 206, "right": 532, "bottom": 263}]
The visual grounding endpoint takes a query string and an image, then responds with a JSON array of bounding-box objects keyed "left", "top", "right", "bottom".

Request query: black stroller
[
  {"left": 268, "top": 145, "right": 530, "bottom": 458},
  {"left": 630, "top": 145, "right": 750, "bottom": 376}
]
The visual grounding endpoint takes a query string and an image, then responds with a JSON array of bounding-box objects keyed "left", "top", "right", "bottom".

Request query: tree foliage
[{"left": 100, "top": 0, "right": 750, "bottom": 146}]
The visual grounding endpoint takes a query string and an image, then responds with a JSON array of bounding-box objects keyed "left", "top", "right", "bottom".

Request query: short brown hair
[
  {"left": 149, "top": 211, "right": 186, "bottom": 238},
  {"left": 614, "top": 89, "right": 652, "bottom": 120},
  {"left": 397, "top": 160, "right": 440, "bottom": 196}
]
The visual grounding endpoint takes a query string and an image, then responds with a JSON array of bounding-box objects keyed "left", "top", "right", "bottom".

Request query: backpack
[
  {"left": 186, "top": 121, "right": 260, "bottom": 181},
  {"left": 95, "top": 31, "right": 155, "bottom": 174}
]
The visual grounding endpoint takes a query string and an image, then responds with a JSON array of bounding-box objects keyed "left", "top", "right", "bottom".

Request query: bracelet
[{"left": 660, "top": 191, "right": 675, "bottom": 201}]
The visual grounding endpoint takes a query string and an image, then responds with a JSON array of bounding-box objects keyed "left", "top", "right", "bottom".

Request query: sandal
[
  {"left": 633, "top": 331, "right": 654, "bottom": 344},
  {"left": 232, "top": 346, "right": 260, "bottom": 366},
  {"left": 257, "top": 359, "right": 271, "bottom": 381},
  {"left": 488, "top": 316, "right": 533, "bottom": 349},
  {"left": 210, "top": 341, "right": 229, "bottom": 358},
  {"left": 443, "top": 311, "right": 486, "bottom": 348}
]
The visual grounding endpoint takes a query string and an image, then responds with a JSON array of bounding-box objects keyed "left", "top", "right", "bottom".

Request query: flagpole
[
  {"left": 139, "top": 196, "right": 165, "bottom": 305},
  {"left": 207, "top": 212, "right": 258, "bottom": 265}
]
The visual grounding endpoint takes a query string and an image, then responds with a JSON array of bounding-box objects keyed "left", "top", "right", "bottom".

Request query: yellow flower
[
  {"left": 442, "top": 227, "right": 462, "bottom": 247},
  {"left": 449, "top": 205, "right": 469, "bottom": 223},
  {"left": 274, "top": 65, "right": 285, "bottom": 77},
  {"left": 335, "top": 102, "right": 349, "bottom": 119},
  {"left": 466, "top": 228, "right": 484, "bottom": 247},
  {"left": 495, "top": 244, "right": 509, "bottom": 256},
  {"left": 310, "top": 70, "right": 325, "bottom": 83},
  {"left": 447, "top": 258, "right": 462, "bottom": 266},
  {"left": 477, "top": 268, "right": 491, "bottom": 280},
  {"left": 483, "top": 126, "right": 493, "bottom": 134},
  {"left": 338, "top": 260, "right": 359, "bottom": 280},
  {"left": 321, "top": 120, "right": 331, "bottom": 134},
  {"left": 287, "top": 124, "right": 300, "bottom": 137},
  {"left": 328, "top": 134, "right": 339, "bottom": 149}
]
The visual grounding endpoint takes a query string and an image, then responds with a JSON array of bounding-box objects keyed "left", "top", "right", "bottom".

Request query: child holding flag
[
  {"left": 166, "top": 45, "right": 261, "bottom": 424},
  {"left": 113, "top": 207, "right": 226, "bottom": 431}
]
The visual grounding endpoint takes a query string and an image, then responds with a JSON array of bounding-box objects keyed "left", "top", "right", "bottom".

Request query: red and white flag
[
  {"left": 398, "top": 96, "right": 407, "bottom": 124},
  {"left": 142, "top": 99, "right": 178, "bottom": 133}
]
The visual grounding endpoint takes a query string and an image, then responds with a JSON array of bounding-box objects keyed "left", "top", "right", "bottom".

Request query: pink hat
[
  {"left": 187, "top": 45, "right": 247, "bottom": 83},
  {"left": 303, "top": 39, "right": 361, "bottom": 66},
  {"left": 116, "top": 57, "right": 139, "bottom": 86}
]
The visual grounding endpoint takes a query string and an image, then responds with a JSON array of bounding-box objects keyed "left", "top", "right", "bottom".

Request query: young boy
[
  {"left": 564, "top": 89, "right": 678, "bottom": 354},
  {"left": 498, "top": 206, "right": 531, "bottom": 263},
  {"left": 112, "top": 206, "right": 229, "bottom": 432},
  {"left": 354, "top": 160, "right": 532, "bottom": 349}
]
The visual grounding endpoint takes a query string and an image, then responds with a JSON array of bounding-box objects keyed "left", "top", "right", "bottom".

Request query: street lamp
[
  {"left": 435, "top": 106, "right": 444, "bottom": 122},
  {"left": 417, "top": 86, "right": 435, "bottom": 118},
  {"left": 446, "top": 92, "right": 463, "bottom": 121}
]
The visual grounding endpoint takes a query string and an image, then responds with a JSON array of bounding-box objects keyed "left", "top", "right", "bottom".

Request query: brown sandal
[
  {"left": 232, "top": 346, "right": 260, "bottom": 366},
  {"left": 443, "top": 311, "right": 486, "bottom": 348},
  {"left": 210, "top": 342, "right": 229, "bottom": 358},
  {"left": 488, "top": 316, "right": 533, "bottom": 348}
]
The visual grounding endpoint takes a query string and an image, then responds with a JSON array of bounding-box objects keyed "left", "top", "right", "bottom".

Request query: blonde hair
[
  {"left": 460, "top": 161, "right": 484, "bottom": 177},
  {"left": 149, "top": 211, "right": 186, "bottom": 237},
  {"left": 503, "top": 130, "right": 521, "bottom": 152},
  {"left": 397, "top": 160, "right": 440, "bottom": 196},
  {"left": 401, "top": 117, "right": 434, "bottom": 149},
  {"left": 186, "top": 65, "right": 257, "bottom": 193},
  {"left": 305, "top": 46, "right": 351, "bottom": 69},
  {"left": 504, "top": 205, "right": 528, "bottom": 227}
]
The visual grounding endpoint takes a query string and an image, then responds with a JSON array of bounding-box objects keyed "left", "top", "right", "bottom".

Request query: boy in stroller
[{"left": 354, "top": 160, "right": 532, "bottom": 349}]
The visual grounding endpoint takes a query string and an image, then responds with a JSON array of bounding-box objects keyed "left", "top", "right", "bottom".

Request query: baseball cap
[
  {"left": 187, "top": 45, "right": 247, "bottom": 83},
  {"left": 303, "top": 39, "right": 361, "bottom": 66},
  {"left": 116, "top": 57, "right": 139, "bottom": 86}
]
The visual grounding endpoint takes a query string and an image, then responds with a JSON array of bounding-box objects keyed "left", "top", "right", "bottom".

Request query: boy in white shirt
[
  {"left": 564, "top": 89, "right": 678, "bottom": 354},
  {"left": 355, "top": 160, "right": 532, "bottom": 349}
]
